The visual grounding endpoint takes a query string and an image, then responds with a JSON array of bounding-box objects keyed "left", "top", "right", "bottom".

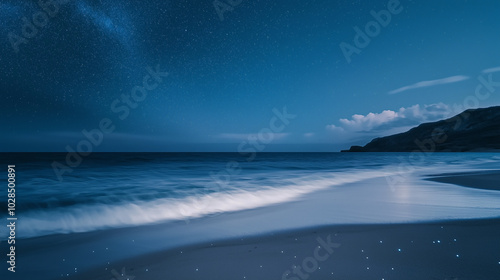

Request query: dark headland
[{"left": 341, "top": 106, "right": 500, "bottom": 152}]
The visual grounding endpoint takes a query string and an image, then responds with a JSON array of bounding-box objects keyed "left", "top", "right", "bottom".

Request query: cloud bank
[{"left": 327, "top": 103, "right": 454, "bottom": 133}]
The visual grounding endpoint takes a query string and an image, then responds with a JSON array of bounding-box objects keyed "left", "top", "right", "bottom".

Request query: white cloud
[
  {"left": 338, "top": 110, "right": 398, "bottom": 131},
  {"left": 388, "top": 75, "right": 469, "bottom": 94},
  {"left": 326, "top": 103, "right": 453, "bottom": 133},
  {"left": 482, "top": 66, "right": 500, "bottom": 73},
  {"left": 325, "top": 124, "right": 344, "bottom": 133}
]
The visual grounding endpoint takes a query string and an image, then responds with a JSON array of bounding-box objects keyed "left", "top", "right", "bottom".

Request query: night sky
[{"left": 1, "top": 0, "right": 500, "bottom": 152}]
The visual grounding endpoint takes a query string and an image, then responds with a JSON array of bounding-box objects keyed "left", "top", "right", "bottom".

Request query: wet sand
[
  {"left": 426, "top": 170, "right": 500, "bottom": 191},
  {"left": 70, "top": 219, "right": 500, "bottom": 280}
]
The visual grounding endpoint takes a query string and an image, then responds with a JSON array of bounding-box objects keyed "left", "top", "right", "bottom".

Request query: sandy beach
[
  {"left": 66, "top": 170, "right": 500, "bottom": 280},
  {"left": 69, "top": 219, "right": 500, "bottom": 280}
]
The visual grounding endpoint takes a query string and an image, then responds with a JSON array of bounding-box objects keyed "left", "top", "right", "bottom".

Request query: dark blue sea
[{"left": 2, "top": 152, "right": 500, "bottom": 240}]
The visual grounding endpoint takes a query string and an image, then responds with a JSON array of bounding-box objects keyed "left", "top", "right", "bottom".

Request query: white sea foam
[
  {"left": 5, "top": 160, "right": 500, "bottom": 239},
  {"left": 7, "top": 169, "right": 399, "bottom": 239}
]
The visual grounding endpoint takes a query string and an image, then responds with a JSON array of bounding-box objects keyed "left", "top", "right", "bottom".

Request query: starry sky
[{"left": 1, "top": 0, "right": 500, "bottom": 152}]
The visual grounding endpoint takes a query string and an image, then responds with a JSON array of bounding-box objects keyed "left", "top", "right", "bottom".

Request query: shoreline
[
  {"left": 69, "top": 170, "right": 500, "bottom": 280},
  {"left": 4, "top": 168, "right": 500, "bottom": 280}
]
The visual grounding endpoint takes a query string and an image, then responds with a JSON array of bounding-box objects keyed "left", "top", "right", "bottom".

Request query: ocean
[{"left": 2, "top": 152, "right": 500, "bottom": 240}]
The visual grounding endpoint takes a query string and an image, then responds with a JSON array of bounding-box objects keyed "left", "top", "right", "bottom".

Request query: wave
[{"left": 3, "top": 169, "right": 399, "bottom": 239}]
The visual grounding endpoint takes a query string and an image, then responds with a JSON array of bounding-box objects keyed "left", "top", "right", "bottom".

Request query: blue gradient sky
[{"left": 1, "top": 0, "right": 500, "bottom": 151}]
